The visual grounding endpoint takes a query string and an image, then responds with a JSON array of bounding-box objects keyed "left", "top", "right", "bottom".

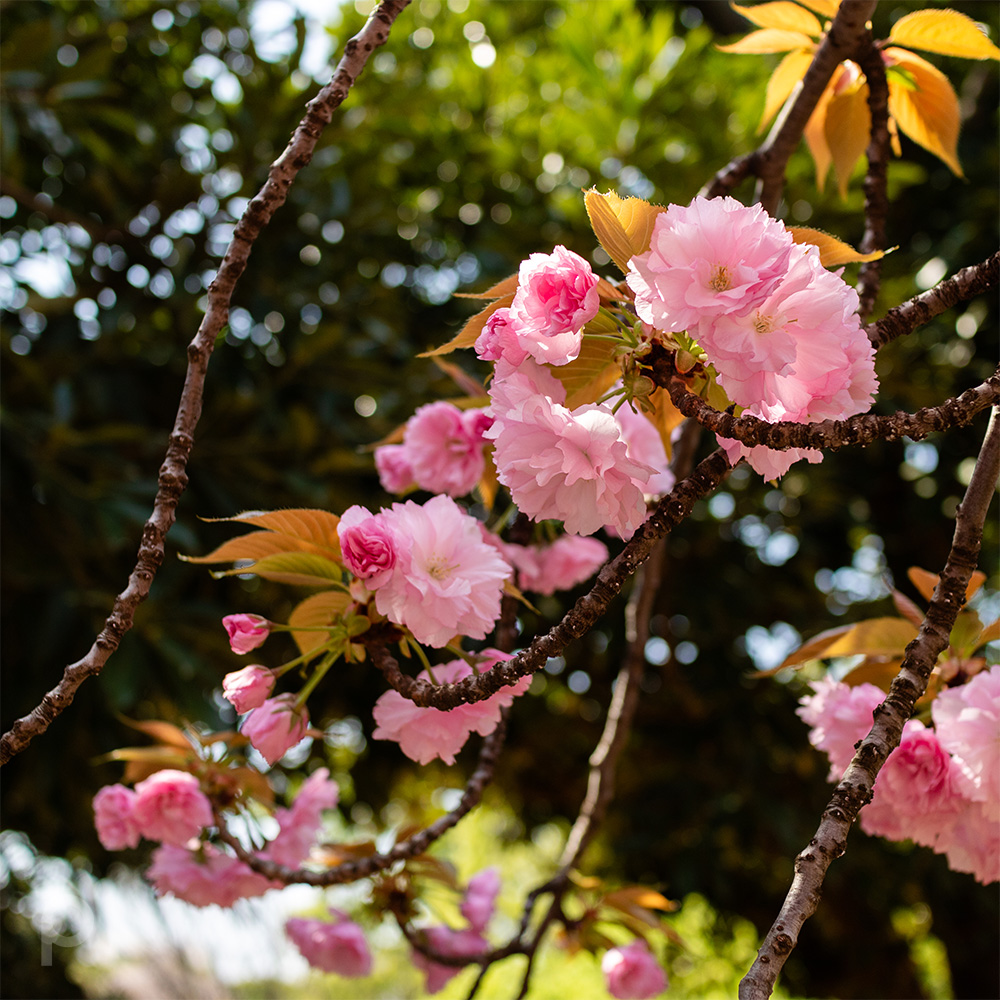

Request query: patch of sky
[
  {"left": 743, "top": 621, "right": 802, "bottom": 672},
  {"left": 249, "top": 0, "right": 337, "bottom": 79},
  {"left": 814, "top": 535, "right": 890, "bottom": 614}
]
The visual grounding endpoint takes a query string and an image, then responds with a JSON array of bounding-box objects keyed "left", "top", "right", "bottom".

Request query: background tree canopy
[{"left": 1, "top": 1, "right": 997, "bottom": 997}]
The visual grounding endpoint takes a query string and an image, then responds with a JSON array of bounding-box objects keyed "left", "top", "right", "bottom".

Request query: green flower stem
[{"left": 295, "top": 650, "right": 339, "bottom": 709}]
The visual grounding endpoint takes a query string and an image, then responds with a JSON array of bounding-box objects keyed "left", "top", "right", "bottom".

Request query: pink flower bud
[
  {"left": 241, "top": 695, "right": 310, "bottom": 766},
  {"left": 132, "top": 770, "right": 214, "bottom": 846},
  {"left": 222, "top": 614, "right": 270, "bottom": 654},
  {"left": 601, "top": 940, "right": 668, "bottom": 999},
  {"left": 338, "top": 505, "right": 406, "bottom": 589},
  {"left": 222, "top": 665, "right": 275, "bottom": 714},
  {"left": 93, "top": 784, "right": 142, "bottom": 850},
  {"left": 286, "top": 916, "right": 373, "bottom": 977}
]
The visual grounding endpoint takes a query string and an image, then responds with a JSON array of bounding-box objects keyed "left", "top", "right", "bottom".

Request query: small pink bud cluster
[
  {"left": 798, "top": 665, "right": 1000, "bottom": 884},
  {"left": 627, "top": 196, "right": 878, "bottom": 480},
  {"left": 602, "top": 939, "right": 668, "bottom": 999}
]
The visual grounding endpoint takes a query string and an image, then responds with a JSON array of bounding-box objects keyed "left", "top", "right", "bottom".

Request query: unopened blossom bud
[
  {"left": 222, "top": 665, "right": 275, "bottom": 714},
  {"left": 222, "top": 614, "right": 270, "bottom": 654},
  {"left": 242, "top": 695, "right": 310, "bottom": 766},
  {"left": 601, "top": 940, "right": 668, "bottom": 999}
]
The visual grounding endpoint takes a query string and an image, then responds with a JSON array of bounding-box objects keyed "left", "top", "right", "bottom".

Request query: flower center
[
  {"left": 709, "top": 264, "right": 732, "bottom": 292},
  {"left": 752, "top": 312, "right": 775, "bottom": 335},
  {"left": 426, "top": 554, "right": 459, "bottom": 580}
]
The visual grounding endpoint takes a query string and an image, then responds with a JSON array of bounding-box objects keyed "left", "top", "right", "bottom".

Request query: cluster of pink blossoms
[
  {"left": 798, "top": 665, "right": 1000, "bottom": 884},
  {"left": 286, "top": 912, "right": 373, "bottom": 978},
  {"left": 628, "top": 196, "right": 878, "bottom": 480}
]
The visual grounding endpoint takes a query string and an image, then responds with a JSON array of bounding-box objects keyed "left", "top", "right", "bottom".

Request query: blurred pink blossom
[
  {"left": 460, "top": 867, "right": 501, "bottom": 932},
  {"left": 938, "top": 798, "right": 1000, "bottom": 885},
  {"left": 374, "top": 496, "right": 509, "bottom": 647},
  {"left": 93, "top": 784, "right": 142, "bottom": 851},
  {"left": 797, "top": 678, "right": 885, "bottom": 780},
  {"left": 147, "top": 843, "right": 277, "bottom": 907},
  {"left": 242, "top": 695, "right": 310, "bottom": 766},
  {"left": 132, "top": 770, "right": 213, "bottom": 846},
  {"left": 508, "top": 245, "right": 599, "bottom": 366},
  {"left": 374, "top": 443, "right": 415, "bottom": 494},
  {"left": 222, "top": 664, "right": 275, "bottom": 714},
  {"left": 265, "top": 768, "right": 339, "bottom": 868},
  {"left": 411, "top": 925, "right": 488, "bottom": 994},
  {"left": 286, "top": 915, "right": 373, "bottom": 977},
  {"left": 338, "top": 504, "right": 407, "bottom": 589},
  {"left": 372, "top": 652, "right": 529, "bottom": 765},
  {"left": 613, "top": 404, "right": 675, "bottom": 498},
  {"left": 627, "top": 195, "right": 793, "bottom": 334},
  {"left": 507, "top": 535, "right": 609, "bottom": 596},
  {"left": 404, "top": 401, "right": 492, "bottom": 497},
  {"left": 222, "top": 614, "right": 270, "bottom": 654},
  {"left": 602, "top": 939, "right": 668, "bottom": 999}
]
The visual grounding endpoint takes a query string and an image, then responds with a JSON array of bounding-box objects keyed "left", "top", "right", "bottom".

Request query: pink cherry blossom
[
  {"left": 372, "top": 652, "right": 529, "bottom": 765},
  {"left": 242, "top": 695, "right": 310, "bottom": 766},
  {"left": 222, "top": 664, "right": 275, "bottom": 714},
  {"left": 338, "top": 504, "right": 407, "bottom": 589},
  {"left": 613, "top": 404, "right": 676, "bottom": 498},
  {"left": 938, "top": 798, "right": 1000, "bottom": 885},
  {"left": 147, "top": 843, "right": 277, "bottom": 907},
  {"left": 265, "top": 768, "right": 340, "bottom": 868},
  {"left": 507, "top": 245, "right": 599, "bottom": 366},
  {"left": 411, "top": 925, "right": 488, "bottom": 994},
  {"left": 403, "top": 401, "right": 492, "bottom": 497},
  {"left": 602, "top": 939, "right": 668, "bottom": 999},
  {"left": 475, "top": 306, "right": 529, "bottom": 366},
  {"left": 374, "top": 443, "right": 416, "bottom": 494},
  {"left": 486, "top": 370, "right": 652, "bottom": 538},
  {"left": 286, "top": 915, "right": 373, "bottom": 977},
  {"left": 859, "top": 720, "right": 966, "bottom": 847},
  {"left": 93, "top": 784, "right": 142, "bottom": 851},
  {"left": 222, "top": 614, "right": 270, "bottom": 654},
  {"left": 132, "top": 769, "right": 214, "bottom": 846},
  {"left": 506, "top": 535, "right": 609, "bottom": 596},
  {"left": 373, "top": 496, "right": 509, "bottom": 647},
  {"left": 460, "top": 867, "right": 501, "bottom": 932},
  {"left": 627, "top": 195, "right": 793, "bottom": 335},
  {"left": 797, "top": 678, "right": 885, "bottom": 780},
  {"left": 932, "top": 665, "right": 1000, "bottom": 815}
]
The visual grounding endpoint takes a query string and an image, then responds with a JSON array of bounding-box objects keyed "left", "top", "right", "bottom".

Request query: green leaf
[
  {"left": 214, "top": 551, "right": 345, "bottom": 587},
  {"left": 889, "top": 8, "right": 1000, "bottom": 61}
]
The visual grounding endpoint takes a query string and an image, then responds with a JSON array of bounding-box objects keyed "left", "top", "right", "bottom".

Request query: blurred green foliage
[{"left": 1, "top": 1, "right": 997, "bottom": 998}]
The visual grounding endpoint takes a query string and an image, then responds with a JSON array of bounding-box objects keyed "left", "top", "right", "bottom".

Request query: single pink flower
[
  {"left": 932, "top": 665, "right": 1000, "bottom": 815},
  {"left": 147, "top": 842, "right": 278, "bottom": 907},
  {"left": 403, "top": 401, "right": 492, "bottom": 498},
  {"left": 507, "top": 535, "right": 609, "bottom": 596},
  {"left": 859, "top": 720, "right": 966, "bottom": 846},
  {"left": 475, "top": 306, "right": 529, "bottom": 365},
  {"left": 132, "top": 769, "right": 213, "bottom": 846},
  {"left": 602, "top": 939, "right": 668, "bottom": 999},
  {"left": 222, "top": 614, "right": 270, "bottom": 654},
  {"left": 338, "top": 505, "right": 407, "bottom": 589},
  {"left": 508, "top": 245, "right": 599, "bottom": 366},
  {"left": 373, "top": 496, "right": 509, "bottom": 647},
  {"left": 937, "top": 798, "right": 1000, "bottom": 885},
  {"left": 613, "top": 404, "right": 676, "bottom": 498},
  {"left": 372, "top": 652, "right": 529, "bottom": 765},
  {"left": 486, "top": 371, "right": 652, "bottom": 538},
  {"left": 460, "top": 867, "right": 501, "bottom": 932},
  {"left": 627, "top": 195, "right": 793, "bottom": 334},
  {"left": 222, "top": 664, "right": 275, "bottom": 714},
  {"left": 242, "top": 695, "right": 310, "bottom": 766},
  {"left": 265, "top": 768, "right": 340, "bottom": 868},
  {"left": 797, "top": 678, "right": 885, "bottom": 781},
  {"left": 411, "top": 925, "right": 487, "bottom": 994},
  {"left": 374, "top": 443, "right": 416, "bottom": 494},
  {"left": 286, "top": 915, "right": 373, "bottom": 977},
  {"left": 93, "top": 784, "right": 142, "bottom": 851}
]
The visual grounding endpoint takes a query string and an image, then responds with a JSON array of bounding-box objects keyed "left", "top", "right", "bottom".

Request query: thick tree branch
[
  {"left": 867, "top": 251, "right": 1000, "bottom": 350},
  {"left": 0, "top": 0, "right": 411, "bottom": 768},
  {"left": 740, "top": 405, "right": 1000, "bottom": 1000},
  {"left": 657, "top": 364, "right": 1000, "bottom": 452},
  {"left": 363, "top": 447, "right": 732, "bottom": 708}
]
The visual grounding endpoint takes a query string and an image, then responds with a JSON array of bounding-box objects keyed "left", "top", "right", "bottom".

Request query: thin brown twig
[
  {"left": 739, "top": 405, "right": 1000, "bottom": 1000},
  {"left": 0, "top": 0, "right": 411, "bottom": 767}
]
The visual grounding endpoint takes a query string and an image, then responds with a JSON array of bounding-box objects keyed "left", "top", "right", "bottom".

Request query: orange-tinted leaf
[
  {"left": 117, "top": 717, "right": 194, "bottom": 750},
  {"left": 452, "top": 273, "right": 519, "bottom": 299},
  {"left": 889, "top": 9, "right": 1000, "bottom": 61},
  {"left": 431, "top": 357, "right": 488, "bottom": 399},
  {"left": 419, "top": 294, "right": 515, "bottom": 357},
  {"left": 182, "top": 530, "right": 308, "bottom": 567},
  {"left": 201, "top": 509, "right": 342, "bottom": 559},
  {"left": 885, "top": 48, "right": 963, "bottom": 176},
  {"left": 215, "top": 552, "right": 344, "bottom": 587},
  {"left": 840, "top": 657, "right": 902, "bottom": 693},
  {"left": 822, "top": 617, "right": 920, "bottom": 657},
  {"left": 977, "top": 619, "right": 1000, "bottom": 648},
  {"left": 551, "top": 337, "right": 621, "bottom": 408},
  {"left": 603, "top": 886, "right": 677, "bottom": 912},
  {"left": 106, "top": 746, "right": 193, "bottom": 784},
  {"left": 760, "top": 49, "right": 814, "bottom": 131},
  {"left": 596, "top": 277, "right": 630, "bottom": 303},
  {"left": 717, "top": 27, "right": 815, "bottom": 54},
  {"left": 288, "top": 590, "right": 353, "bottom": 655},
  {"left": 584, "top": 189, "right": 665, "bottom": 273},
  {"left": 228, "top": 765, "right": 275, "bottom": 805},
  {"left": 824, "top": 76, "right": 870, "bottom": 198},
  {"left": 908, "top": 566, "right": 986, "bottom": 603},
  {"left": 733, "top": 2, "right": 822, "bottom": 35},
  {"left": 891, "top": 589, "right": 926, "bottom": 628},
  {"left": 796, "top": 0, "right": 839, "bottom": 15},
  {"left": 477, "top": 446, "right": 499, "bottom": 511},
  {"left": 803, "top": 76, "right": 837, "bottom": 191},
  {"left": 644, "top": 388, "right": 685, "bottom": 461},
  {"left": 774, "top": 623, "right": 855, "bottom": 671},
  {"left": 787, "top": 227, "right": 887, "bottom": 265}
]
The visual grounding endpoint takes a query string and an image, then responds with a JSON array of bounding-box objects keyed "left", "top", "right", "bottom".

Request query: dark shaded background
[{"left": 2, "top": 1, "right": 997, "bottom": 997}]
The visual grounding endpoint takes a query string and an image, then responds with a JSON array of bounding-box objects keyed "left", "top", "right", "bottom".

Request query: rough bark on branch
[
  {"left": 0, "top": 0, "right": 411, "bottom": 768},
  {"left": 740, "top": 406, "right": 1000, "bottom": 1000}
]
